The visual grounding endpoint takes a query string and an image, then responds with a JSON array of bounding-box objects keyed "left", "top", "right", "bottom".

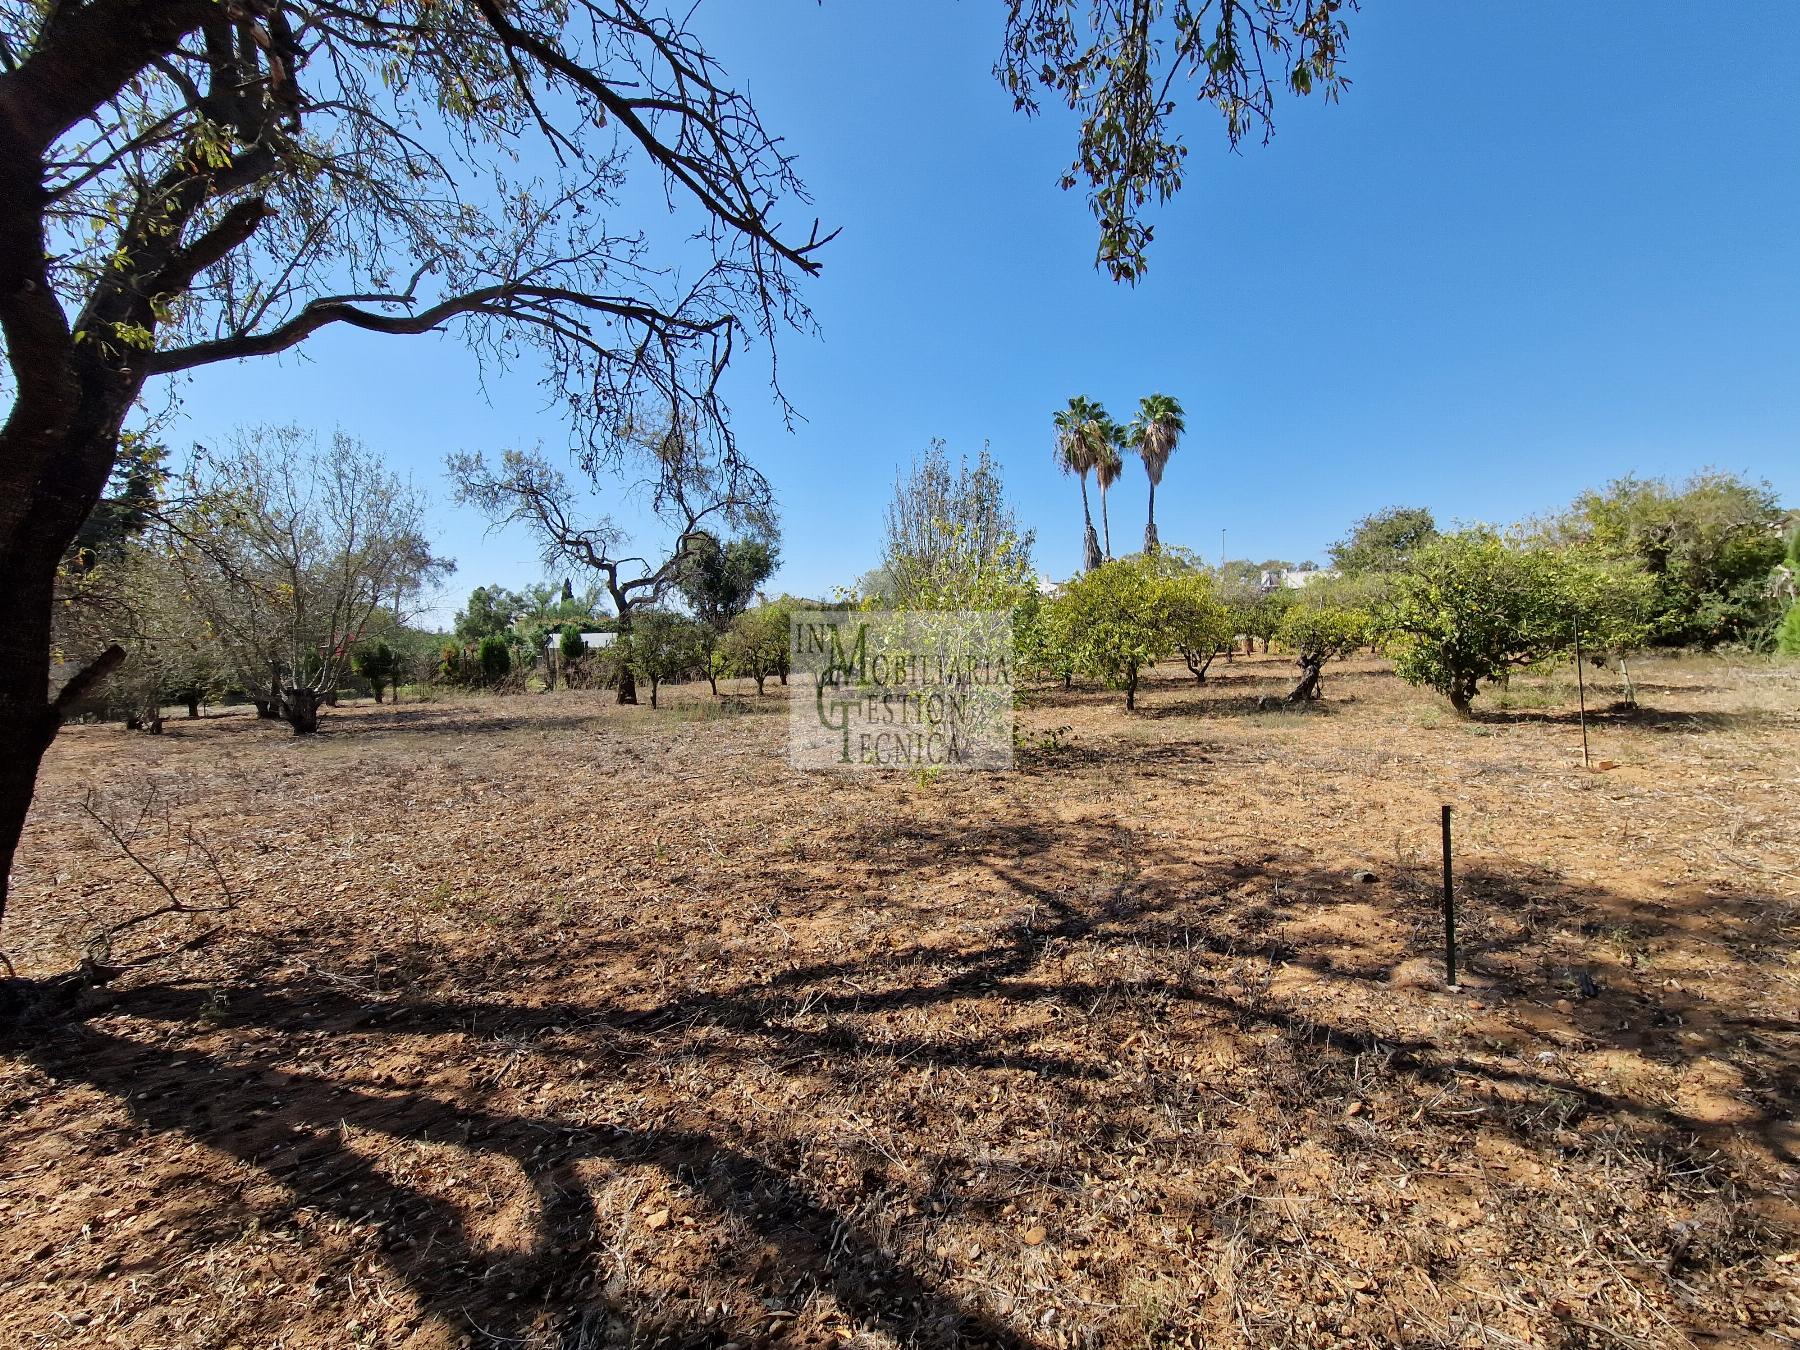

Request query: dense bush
[
  {"left": 1559, "top": 472, "right": 1787, "bottom": 648},
  {"left": 477, "top": 634, "right": 512, "bottom": 685}
]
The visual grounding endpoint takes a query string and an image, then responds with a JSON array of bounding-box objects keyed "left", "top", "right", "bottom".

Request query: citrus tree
[
  {"left": 1275, "top": 601, "right": 1369, "bottom": 704},
  {"left": 1387, "top": 530, "right": 1654, "bottom": 715},
  {"left": 1047, "top": 556, "right": 1186, "bottom": 710}
]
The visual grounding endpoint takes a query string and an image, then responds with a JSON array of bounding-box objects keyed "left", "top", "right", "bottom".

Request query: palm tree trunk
[
  {"left": 1100, "top": 485, "right": 1112, "bottom": 560},
  {"left": 1144, "top": 479, "right": 1159, "bottom": 553},
  {"left": 1078, "top": 477, "right": 1102, "bottom": 572}
]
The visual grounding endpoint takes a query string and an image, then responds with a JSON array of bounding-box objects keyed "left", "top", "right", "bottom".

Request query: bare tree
[
  {"left": 0, "top": 0, "right": 830, "bottom": 930},
  {"left": 450, "top": 417, "right": 771, "bottom": 704}
]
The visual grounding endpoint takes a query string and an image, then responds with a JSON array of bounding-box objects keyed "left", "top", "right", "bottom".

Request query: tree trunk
[
  {"left": 1100, "top": 485, "right": 1112, "bottom": 561},
  {"left": 282, "top": 688, "right": 322, "bottom": 734},
  {"left": 1124, "top": 663, "right": 1138, "bottom": 711},
  {"left": 0, "top": 514, "right": 125, "bottom": 936},
  {"left": 1144, "top": 480, "right": 1158, "bottom": 554},
  {"left": 371, "top": 682, "right": 384, "bottom": 704},
  {"left": 1449, "top": 681, "right": 1475, "bottom": 717},
  {"left": 185, "top": 696, "right": 199, "bottom": 719},
  {"left": 1286, "top": 659, "right": 1324, "bottom": 704},
  {"left": 649, "top": 677, "right": 660, "bottom": 709},
  {"left": 1078, "top": 478, "right": 1102, "bottom": 572}
]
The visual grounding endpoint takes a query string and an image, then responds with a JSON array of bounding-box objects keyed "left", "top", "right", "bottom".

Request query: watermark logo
[{"left": 789, "top": 610, "right": 1014, "bottom": 770}]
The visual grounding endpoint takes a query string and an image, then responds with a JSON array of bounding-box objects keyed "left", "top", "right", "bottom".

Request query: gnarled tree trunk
[{"left": 1285, "top": 658, "right": 1325, "bottom": 704}]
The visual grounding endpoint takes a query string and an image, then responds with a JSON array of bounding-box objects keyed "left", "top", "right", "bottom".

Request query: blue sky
[{"left": 168, "top": 2, "right": 1800, "bottom": 625}]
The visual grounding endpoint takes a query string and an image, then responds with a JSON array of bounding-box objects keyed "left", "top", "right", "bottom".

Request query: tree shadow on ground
[
  {"left": 1470, "top": 703, "right": 1780, "bottom": 733},
  {"left": 4, "top": 811, "right": 1796, "bottom": 1346}
]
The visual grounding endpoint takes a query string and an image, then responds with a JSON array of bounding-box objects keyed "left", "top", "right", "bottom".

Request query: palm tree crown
[
  {"left": 1133, "top": 393, "right": 1185, "bottom": 487},
  {"left": 1131, "top": 393, "right": 1185, "bottom": 554}
]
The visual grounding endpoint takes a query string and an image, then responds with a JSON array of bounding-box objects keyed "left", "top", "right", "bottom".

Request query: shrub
[
  {"left": 351, "top": 641, "right": 397, "bottom": 703},
  {"left": 437, "top": 641, "right": 467, "bottom": 685},
  {"left": 477, "top": 633, "right": 512, "bottom": 685},
  {"left": 558, "top": 625, "right": 587, "bottom": 663},
  {"left": 1776, "top": 604, "right": 1800, "bottom": 657}
]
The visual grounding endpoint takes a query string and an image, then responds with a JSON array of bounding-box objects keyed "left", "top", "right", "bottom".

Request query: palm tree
[
  {"left": 1094, "top": 416, "right": 1125, "bottom": 561},
  {"left": 1131, "top": 393, "right": 1186, "bottom": 553},
  {"left": 1054, "top": 396, "right": 1105, "bottom": 571}
]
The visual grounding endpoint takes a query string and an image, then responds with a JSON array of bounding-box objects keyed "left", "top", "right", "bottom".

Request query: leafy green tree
[
  {"left": 1047, "top": 556, "right": 1188, "bottom": 710},
  {"left": 454, "top": 586, "right": 523, "bottom": 646},
  {"left": 1053, "top": 398, "right": 1107, "bottom": 572},
  {"left": 630, "top": 611, "right": 706, "bottom": 709},
  {"left": 1276, "top": 601, "right": 1369, "bottom": 704},
  {"left": 1129, "top": 394, "right": 1185, "bottom": 553},
  {"left": 1329, "top": 507, "right": 1438, "bottom": 575},
  {"left": 1387, "top": 530, "right": 1654, "bottom": 716},
  {"left": 1163, "top": 568, "right": 1235, "bottom": 685},
  {"left": 352, "top": 642, "right": 398, "bottom": 704},
  {"left": 721, "top": 603, "right": 790, "bottom": 696},
  {"left": 1242, "top": 588, "right": 1297, "bottom": 654},
  {"left": 1011, "top": 591, "right": 1073, "bottom": 689},
  {"left": 1559, "top": 472, "right": 1788, "bottom": 647},
  {"left": 678, "top": 532, "right": 779, "bottom": 694}
]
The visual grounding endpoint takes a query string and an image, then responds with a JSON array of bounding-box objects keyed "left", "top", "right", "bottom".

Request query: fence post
[{"left": 1441, "top": 804, "right": 1458, "bottom": 987}]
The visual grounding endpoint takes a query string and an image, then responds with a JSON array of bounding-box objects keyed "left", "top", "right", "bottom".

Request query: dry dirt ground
[{"left": 1, "top": 652, "right": 1797, "bottom": 1349}]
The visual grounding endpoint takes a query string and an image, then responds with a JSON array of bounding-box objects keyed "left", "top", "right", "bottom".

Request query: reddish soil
[{"left": 1, "top": 652, "right": 1797, "bottom": 1348}]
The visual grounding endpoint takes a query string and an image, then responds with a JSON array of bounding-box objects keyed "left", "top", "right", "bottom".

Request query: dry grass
[{"left": 1, "top": 652, "right": 1797, "bottom": 1348}]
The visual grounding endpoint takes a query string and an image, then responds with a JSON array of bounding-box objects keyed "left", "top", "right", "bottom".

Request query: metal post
[
  {"left": 1441, "top": 804, "right": 1457, "bottom": 987},
  {"left": 1574, "top": 617, "right": 1590, "bottom": 769}
]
